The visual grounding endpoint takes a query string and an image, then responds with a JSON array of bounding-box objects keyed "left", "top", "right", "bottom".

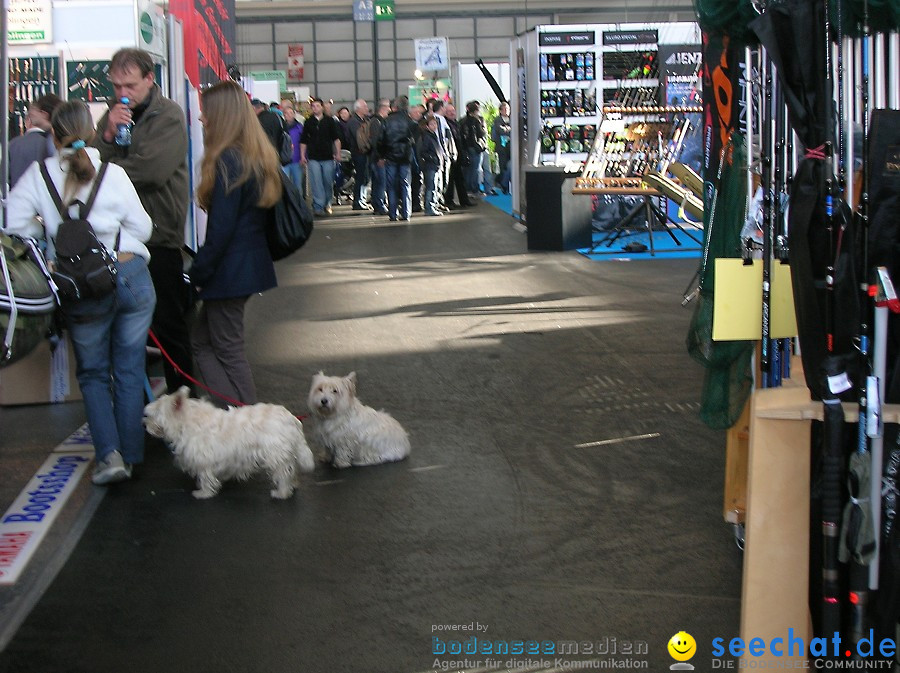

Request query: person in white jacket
[{"left": 4, "top": 100, "right": 156, "bottom": 486}]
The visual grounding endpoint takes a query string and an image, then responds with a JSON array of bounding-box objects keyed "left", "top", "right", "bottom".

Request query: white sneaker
[{"left": 92, "top": 451, "right": 131, "bottom": 485}]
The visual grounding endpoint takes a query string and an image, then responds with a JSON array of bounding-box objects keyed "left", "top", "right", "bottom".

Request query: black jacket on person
[
  {"left": 461, "top": 113, "right": 487, "bottom": 152},
  {"left": 376, "top": 110, "right": 416, "bottom": 164},
  {"left": 300, "top": 114, "right": 342, "bottom": 161},
  {"left": 416, "top": 129, "right": 443, "bottom": 170},
  {"left": 257, "top": 109, "right": 283, "bottom": 151}
]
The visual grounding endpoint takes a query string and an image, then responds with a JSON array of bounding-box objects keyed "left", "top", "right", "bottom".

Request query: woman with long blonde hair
[{"left": 189, "top": 80, "right": 282, "bottom": 407}]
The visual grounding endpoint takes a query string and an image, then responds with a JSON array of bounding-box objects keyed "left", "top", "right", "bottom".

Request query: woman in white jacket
[{"left": 4, "top": 100, "right": 156, "bottom": 485}]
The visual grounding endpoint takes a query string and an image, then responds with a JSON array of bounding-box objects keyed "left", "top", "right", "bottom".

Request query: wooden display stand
[{"left": 739, "top": 380, "right": 900, "bottom": 665}]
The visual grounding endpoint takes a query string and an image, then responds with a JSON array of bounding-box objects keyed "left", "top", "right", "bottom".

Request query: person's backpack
[
  {"left": 356, "top": 118, "right": 375, "bottom": 154},
  {"left": 267, "top": 171, "right": 314, "bottom": 261},
  {"left": 279, "top": 129, "right": 293, "bottom": 166},
  {"left": 39, "top": 162, "right": 118, "bottom": 302}
]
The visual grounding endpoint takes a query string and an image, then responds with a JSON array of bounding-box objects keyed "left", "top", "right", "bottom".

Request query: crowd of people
[
  {"left": 255, "top": 93, "right": 513, "bottom": 220},
  {"left": 2, "top": 46, "right": 514, "bottom": 488}
]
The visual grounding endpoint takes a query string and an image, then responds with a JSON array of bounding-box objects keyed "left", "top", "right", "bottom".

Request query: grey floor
[{"left": 0, "top": 200, "right": 740, "bottom": 672}]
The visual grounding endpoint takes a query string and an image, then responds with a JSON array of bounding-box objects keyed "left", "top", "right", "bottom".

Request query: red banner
[{"left": 168, "top": 0, "right": 236, "bottom": 87}]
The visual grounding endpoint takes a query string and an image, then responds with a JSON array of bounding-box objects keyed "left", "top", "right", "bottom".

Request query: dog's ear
[
  {"left": 173, "top": 386, "right": 190, "bottom": 412},
  {"left": 345, "top": 371, "right": 357, "bottom": 395}
]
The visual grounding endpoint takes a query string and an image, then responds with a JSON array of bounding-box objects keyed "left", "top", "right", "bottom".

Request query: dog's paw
[{"left": 192, "top": 489, "right": 218, "bottom": 499}]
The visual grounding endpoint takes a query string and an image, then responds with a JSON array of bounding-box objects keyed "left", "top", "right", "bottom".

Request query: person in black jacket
[
  {"left": 191, "top": 81, "right": 281, "bottom": 408},
  {"left": 375, "top": 96, "right": 417, "bottom": 222},
  {"left": 416, "top": 114, "right": 444, "bottom": 217},
  {"left": 300, "top": 97, "right": 342, "bottom": 216},
  {"left": 443, "top": 103, "right": 473, "bottom": 209},
  {"left": 252, "top": 98, "right": 284, "bottom": 151},
  {"left": 461, "top": 100, "right": 488, "bottom": 194},
  {"left": 345, "top": 99, "right": 370, "bottom": 210}
]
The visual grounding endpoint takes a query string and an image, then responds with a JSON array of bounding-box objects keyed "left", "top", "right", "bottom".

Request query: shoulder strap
[
  {"left": 80, "top": 162, "right": 109, "bottom": 220},
  {"left": 39, "top": 162, "right": 67, "bottom": 220}
]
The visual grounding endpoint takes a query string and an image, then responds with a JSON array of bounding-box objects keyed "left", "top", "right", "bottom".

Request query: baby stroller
[{"left": 334, "top": 149, "right": 355, "bottom": 205}]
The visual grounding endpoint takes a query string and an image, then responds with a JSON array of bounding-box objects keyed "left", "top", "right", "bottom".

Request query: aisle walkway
[{"left": 0, "top": 201, "right": 739, "bottom": 672}]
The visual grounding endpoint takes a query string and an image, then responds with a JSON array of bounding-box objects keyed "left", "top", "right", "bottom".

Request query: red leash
[{"left": 147, "top": 329, "right": 307, "bottom": 420}]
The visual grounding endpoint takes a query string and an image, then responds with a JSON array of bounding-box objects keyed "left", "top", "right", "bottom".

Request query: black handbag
[{"left": 267, "top": 171, "right": 314, "bottom": 261}]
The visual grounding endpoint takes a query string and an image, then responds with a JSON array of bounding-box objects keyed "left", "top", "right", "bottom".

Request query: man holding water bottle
[{"left": 92, "top": 48, "right": 193, "bottom": 395}]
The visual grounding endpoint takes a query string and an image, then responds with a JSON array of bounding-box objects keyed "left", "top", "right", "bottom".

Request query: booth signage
[
  {"left": 250, "top": 70, "right": 287, "bottom": 92},
  {"left": 287, "top": 44, "right": 304, "bottom": 81},
  {"left": 602, "top": 30, "right": 658, "bottom": 46},
  {"left": 374, "top": 0, "right": 395, "bottom": 21},
  {"left": 353, "top": 0, "right": 374, "bottom": 22},
  {"left": 8, "top": 0, "right": 53, "bottom": 44},
  {"left": 414, "top": 37, "right": 450, "bottom": 71},
  {"left": 139, "top": 1, "right": 168, "bottom": 60},
  {"left": 538, "top": 32, "right": 595, "bottom": 47}
]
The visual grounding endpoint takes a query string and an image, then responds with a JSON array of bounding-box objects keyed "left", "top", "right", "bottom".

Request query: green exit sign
[{"left": 374, "top": 0, "right": 395, "bottom": 20}]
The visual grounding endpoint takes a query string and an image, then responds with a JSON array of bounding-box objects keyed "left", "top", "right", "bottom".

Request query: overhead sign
[
  {"left": 8, "top": 0, "right": 53, "bottom": 44},
  {"left": 602, "top": 30, "right": 659, "bottom": 46},
  {"left": 538, "top": 32, "right": 595, "bottom": 47},
  {"left": 374, "top": 0, "right": 394, "bottom": 21},
  {"left": 415, "top": 37, "right": 450, "bottom": 71},
  {"left": 287, "top": 44, "right": 304, "bottom": 81},
  {"left": 353, "top": 0, "right": 374, "bottom": 22}
]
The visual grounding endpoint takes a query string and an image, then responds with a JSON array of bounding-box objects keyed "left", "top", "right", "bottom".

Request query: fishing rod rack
[{"left": 572, "top": 104, "right": 704, "bottom": 255}]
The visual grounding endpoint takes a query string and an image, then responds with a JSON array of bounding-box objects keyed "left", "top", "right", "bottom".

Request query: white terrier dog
[
  {"left": 143, "top": 386, "right": 315, "bottom": 499},
  {"left": 306, "top": 372, "right": 411, "bottom": 468}
]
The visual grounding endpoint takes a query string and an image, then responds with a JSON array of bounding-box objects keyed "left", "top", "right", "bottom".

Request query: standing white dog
[
  {"left": 306, "top": 372, "right": 411, "bottom": 468},
  {"left": 143, "top": 386, "right": 315, "bottom": 499}
]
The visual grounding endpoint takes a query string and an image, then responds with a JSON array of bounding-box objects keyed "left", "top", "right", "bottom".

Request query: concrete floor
[{"left": 0, "top": 200, "right": 740, "bottom": 672}]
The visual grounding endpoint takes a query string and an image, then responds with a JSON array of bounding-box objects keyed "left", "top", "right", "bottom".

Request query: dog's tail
[{"left": 294, "top": 419, "right": 316, "bottom": 473}]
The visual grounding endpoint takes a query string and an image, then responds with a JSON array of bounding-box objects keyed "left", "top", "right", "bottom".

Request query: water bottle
[{"left": 114, "top": 97, "right": 132, "bottom": 147}]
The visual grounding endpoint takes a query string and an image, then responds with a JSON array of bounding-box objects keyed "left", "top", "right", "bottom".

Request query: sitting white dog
[
  {"left": 143, "top": 386, "right": 315, "bottom": 499},
  {"left": 306, "top": 372, "right": 411, "bottom": 468}
]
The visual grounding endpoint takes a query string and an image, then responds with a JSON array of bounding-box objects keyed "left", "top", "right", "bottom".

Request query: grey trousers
[{"left": 191, "top": 296, "right": 257, "bottom": 408}]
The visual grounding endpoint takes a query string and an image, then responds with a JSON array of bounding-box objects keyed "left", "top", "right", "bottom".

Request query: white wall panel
[
  {"left": 274, "top": 22, "right": 314, "bottom": 42},
  {"left": 395, "top": 19, "right": 435, "bottom": 39},
  {"left": 316, "top": 61, "right": 357, "bottom": 82},
  {"left": 316, "top": 42, "right": 357, "bottom": 62},
  {"left": 435, "top": 18, "right": 475, "bottom": 38}
]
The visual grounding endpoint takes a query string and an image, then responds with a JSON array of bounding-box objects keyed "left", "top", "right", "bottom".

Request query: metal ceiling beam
[{"left": 234, "top": 0, "right": 694, "bottom": 21}]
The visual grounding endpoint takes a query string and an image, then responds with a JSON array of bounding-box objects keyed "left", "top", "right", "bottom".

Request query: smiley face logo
[{"left": 667, "top": 631, "right": 696, "bottom": 663}]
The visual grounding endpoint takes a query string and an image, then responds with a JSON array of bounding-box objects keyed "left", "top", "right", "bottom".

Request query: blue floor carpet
[
  {"left": 578, "top": 226, "right": 703, "bottom": 261},
  {"left": 484, "top": 192, "right": 513, "bottom": 215}
]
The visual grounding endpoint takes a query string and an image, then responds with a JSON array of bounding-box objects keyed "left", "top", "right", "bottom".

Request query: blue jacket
[{"left": 189, "top": 149, "right": 277, "bottom": 300}]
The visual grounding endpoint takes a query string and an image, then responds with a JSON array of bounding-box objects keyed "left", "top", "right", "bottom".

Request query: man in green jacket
[{"left": 92, "top": 48, "right": 193, "bottom": 394}]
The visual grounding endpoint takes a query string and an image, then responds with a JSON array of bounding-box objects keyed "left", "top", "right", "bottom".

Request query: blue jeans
[
  {"left": 307, "top": 159, "right": 335, "bottom": 212},
  {"left": 369, "top": 158, "right": 387, "bottom": 214},
  {"left": 64, "top": 256, "right": 156, "bottom": 465},
  {"left": 352, "top": 153, "right": 369, "bottom": 208},
  {"left": 465, "top": 149, "right": 483, "bottom": 193},
  {"left": 283, "top": 162, "right": 304, "bottom": 196},
  {"left": 385, "top": 161, "right": 411, "bottom": 220},
  {"left": 423, "top": 166, "right": 439, "bottom": 214}
]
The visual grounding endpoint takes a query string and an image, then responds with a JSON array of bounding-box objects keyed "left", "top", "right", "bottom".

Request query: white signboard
[
  {"left": 415, "top": 37, "right": 450, "bottom": 72},
  {"left": 8, "top": 0, "right": 53, "bottom": 44},
  {"left": 139, "top": 0, "right": 168, "bottom": 60}
]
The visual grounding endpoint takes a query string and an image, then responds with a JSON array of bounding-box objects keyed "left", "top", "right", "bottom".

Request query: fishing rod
[
  {"left": 848, "top": 0, "right": 875, "bottom": 651},
  {"left": 820, "top": 0, "right": 845, "bottom": 647},
  {"left": 760, "top": 43, "right": 774, "bottom": 388}
]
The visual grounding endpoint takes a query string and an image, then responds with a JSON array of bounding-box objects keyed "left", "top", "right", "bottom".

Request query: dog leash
[
  {"left": 147, "top": 329, "right": 247, "bottom": 407},
  {"left": 147, "top": 329, "right": 307, "bottom": 421}
]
